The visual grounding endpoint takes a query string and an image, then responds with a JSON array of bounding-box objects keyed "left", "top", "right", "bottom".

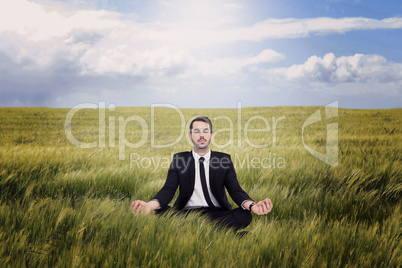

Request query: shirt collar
[{"left": 192, "top": 149, "right": 211, "bottom": 162}]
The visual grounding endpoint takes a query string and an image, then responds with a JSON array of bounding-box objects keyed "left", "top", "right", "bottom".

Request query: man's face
[{"left": 189, "top": 121, "right": 212, "bottom": 150}]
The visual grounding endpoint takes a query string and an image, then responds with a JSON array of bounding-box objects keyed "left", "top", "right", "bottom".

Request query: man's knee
[{"left": 233, "top": 208, "right": 252, "bottom": 229}]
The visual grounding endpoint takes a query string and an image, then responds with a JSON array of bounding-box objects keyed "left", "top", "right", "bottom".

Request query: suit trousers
[{"left": 155, "top": 206, "right": 252, "bottom": 231}]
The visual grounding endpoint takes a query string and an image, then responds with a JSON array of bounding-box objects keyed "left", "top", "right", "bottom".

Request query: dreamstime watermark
[{"left": 64, "top": 100, "right": 338, "bottom": 167}]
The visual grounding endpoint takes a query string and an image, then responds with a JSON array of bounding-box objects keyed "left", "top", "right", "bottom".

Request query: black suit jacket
[{"left": 152, "top": 151, "right": 252, "bottom": 210}]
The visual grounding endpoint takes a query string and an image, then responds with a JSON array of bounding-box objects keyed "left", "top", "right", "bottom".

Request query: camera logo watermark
[{"left": 302, "top": 101, "right": 338, "bottom": 167}]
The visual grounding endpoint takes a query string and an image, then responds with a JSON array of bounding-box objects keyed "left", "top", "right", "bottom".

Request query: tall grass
[{"left": 0, "top": 106, "right": 401, "bottom": 267}]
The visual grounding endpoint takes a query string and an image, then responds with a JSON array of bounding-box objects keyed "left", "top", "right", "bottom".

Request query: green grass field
[{"left": 0, "top": 106, "right": 401, "bottom": 267}]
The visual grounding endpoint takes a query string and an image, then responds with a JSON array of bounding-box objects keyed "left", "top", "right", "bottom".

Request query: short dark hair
[{"left": 190, "top": 116, "right": 212, "bottom": 133}]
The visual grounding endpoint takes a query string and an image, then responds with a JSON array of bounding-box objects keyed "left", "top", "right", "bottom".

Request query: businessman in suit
[{"left": 130, "top": 116, "right": 273, "bottom": 231}]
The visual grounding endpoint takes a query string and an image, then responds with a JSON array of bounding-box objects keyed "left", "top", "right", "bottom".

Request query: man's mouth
[{"left": 198, "top": 139, "right": 206, "bottom": 142}]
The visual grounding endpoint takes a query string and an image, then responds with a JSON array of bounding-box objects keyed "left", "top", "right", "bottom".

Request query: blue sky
[{"left": 0, "top": 0, "right": 401, "bottom": 108}]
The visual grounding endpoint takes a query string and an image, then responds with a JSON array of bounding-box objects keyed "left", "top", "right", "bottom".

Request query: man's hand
[
  {"left": 251, "top": 198, "right": 273, "bottom": 215},
  {"left": 130, "top": 200, "right": 160, "bottom": 215}
]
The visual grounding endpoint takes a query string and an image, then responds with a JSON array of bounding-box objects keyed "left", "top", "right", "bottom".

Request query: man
[{"left": 130, "top": 116, "right": 273, "bottom": 231}]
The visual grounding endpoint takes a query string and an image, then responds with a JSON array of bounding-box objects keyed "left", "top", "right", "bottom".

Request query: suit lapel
[
  {"left": 188, "top": 152, "right": 196, "bottom": 192},
  {"left": 187, "top": 150, "right": 217, "bottom": 198},
  {"left": 209, "top": 151, "right": 216, "bottom": 189}
]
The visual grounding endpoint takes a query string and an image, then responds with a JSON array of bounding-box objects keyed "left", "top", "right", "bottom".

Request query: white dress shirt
[{"left": 183, "top": 150, "right": 221, "bottom": 210}]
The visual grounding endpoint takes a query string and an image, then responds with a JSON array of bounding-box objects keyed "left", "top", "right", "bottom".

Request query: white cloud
[
  {"left": 154, "top": 0, "right": 243, "bottom": 29},
  {"left": 1, "top": 0, "right": 402, "bottom": 76},
  {"left": 78, "top": 45, "right": 194, "bottom": 76},
  {"left": 211, "top": 17, "right": 402, "bottom": 43},
  {"left": 0, "top": 0, "right": 124, "bottom": 42},
  {"left": 189, "top": 49, "right": 284, "bottom": 77},
  {"left": 1, "top": 0, "right": 402, "bottom": 107},
  {"left": 0, "top": 0, "right": 285, "bottom": 78},
  {"left": 223, "top": 3, "right": 244, "bottom": 11},
  {"left": 262, "top": 53, "right": 402, "bottom": 84}
]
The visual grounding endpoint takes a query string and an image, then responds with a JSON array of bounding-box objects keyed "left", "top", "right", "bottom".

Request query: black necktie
[{"left": 199, "top": 157, "right": 215, "bottom": 208}]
